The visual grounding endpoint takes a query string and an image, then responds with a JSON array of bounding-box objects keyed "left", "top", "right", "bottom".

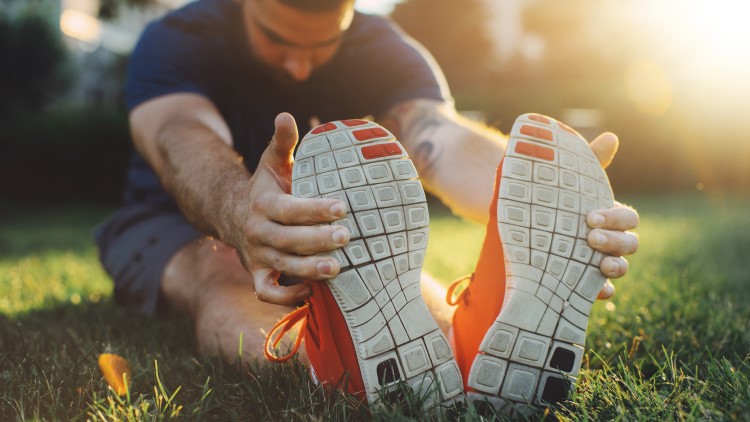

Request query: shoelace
[
  {"left": 446, "top": 273, "right": 473, "bottom": 306},
  {"left": 264, "top": 304, "right": 309, "bottom": 362},
  {"left": 268, "top": 274, "right": 473, "bottom": 361}
]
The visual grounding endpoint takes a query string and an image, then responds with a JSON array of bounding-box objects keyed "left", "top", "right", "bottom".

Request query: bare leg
[
  {"left": 161, "top": 237, "right": 308, "bottom": 365},
  {"left": 162, "top": 236, "right": 453, "bottom": 366},
  {"left": 420, "top": 273, "right": 456, "bottom": 336}
]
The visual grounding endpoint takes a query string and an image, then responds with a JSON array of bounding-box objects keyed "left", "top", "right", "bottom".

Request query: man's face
[{"left": 243, "top": 0, "right": 354, "bottom": 83}]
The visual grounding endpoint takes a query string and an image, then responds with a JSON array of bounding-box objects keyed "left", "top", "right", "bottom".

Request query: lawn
[{"left": 1, "top": 194, "right": 749, "bottom": 420}]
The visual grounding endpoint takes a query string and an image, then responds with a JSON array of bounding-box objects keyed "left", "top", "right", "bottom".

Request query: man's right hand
[{"left": 222, "top": 113, "right": 350, "bottom": 305}]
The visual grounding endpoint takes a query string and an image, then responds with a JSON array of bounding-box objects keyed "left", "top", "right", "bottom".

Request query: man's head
[{"left": 243, "top": 0, "right": 355, "bottom": 83}]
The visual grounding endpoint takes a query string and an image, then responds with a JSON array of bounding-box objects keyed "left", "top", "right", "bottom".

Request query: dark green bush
[
  {"left": 0, "top": 11, "right": 69, "bottom": 117},
  {"left": 0, "top": 108, "right": 132, "bottom": 204}
]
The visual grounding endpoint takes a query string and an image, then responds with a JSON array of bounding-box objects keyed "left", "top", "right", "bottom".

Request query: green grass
[{"left": 1, "top": 195, "right": 749, "bottom": 420}]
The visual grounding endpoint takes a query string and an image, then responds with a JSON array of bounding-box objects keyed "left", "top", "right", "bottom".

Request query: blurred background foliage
[
  {"left": 0, "top": 11, "right": 69, "bottom": 116},
  {"left": 2, "top": 0, "right": 748, "bottom": 206},
  {"left": 392, "top": 0, "right": 750, "bottom": 195}
]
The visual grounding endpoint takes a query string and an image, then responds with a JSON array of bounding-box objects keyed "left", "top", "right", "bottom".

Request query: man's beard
[
  {"left": 246, "top": 56, "right": 313, "bottom": 94},
  {"left": 268, "top": 67, "right": 305, "bottom": 91}
]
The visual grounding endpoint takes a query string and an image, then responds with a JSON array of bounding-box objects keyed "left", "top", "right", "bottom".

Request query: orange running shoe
[
  {"left": 265, "top": 120, "right": 464, "bottom": 408},
  {"left": 448, "top": 113, "right": 615, "bottom": 415}
]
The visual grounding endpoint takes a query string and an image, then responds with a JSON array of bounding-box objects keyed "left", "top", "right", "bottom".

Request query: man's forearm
[
  {"left": 383, "top": 101, "right": 507, "bottom": 224},
  {"left": 154, "top": 120, "right": 250, "bottom": 244}
]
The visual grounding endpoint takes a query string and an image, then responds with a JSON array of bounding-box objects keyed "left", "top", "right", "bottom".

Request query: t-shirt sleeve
[
  {"left": 346, "top": 16, "right": 453, "bottom": 117},
  {"left": 124, "top": 16, "right": 217, "bottom": 111}
]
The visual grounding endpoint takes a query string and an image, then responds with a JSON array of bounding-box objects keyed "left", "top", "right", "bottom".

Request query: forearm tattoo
[{"left": 384, "top": 101, "right": 446, "bottom": 179}]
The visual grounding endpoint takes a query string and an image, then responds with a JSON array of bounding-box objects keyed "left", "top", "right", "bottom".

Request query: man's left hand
[{"left": 587, "top": 132, "right": 640, "bottom": 300}]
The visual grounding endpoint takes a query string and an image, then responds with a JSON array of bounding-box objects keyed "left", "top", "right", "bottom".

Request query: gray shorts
[
  {"left": 94, "top": 204, "right": 200, "bottom": 315},
  {"left": 94, "top": 203, "right": 302, "bottom": 315}
]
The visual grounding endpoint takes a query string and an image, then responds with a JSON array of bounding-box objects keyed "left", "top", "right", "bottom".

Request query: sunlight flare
[
  {"left": 625, "top": 59, "right": 674, "bottom": 117},
  {"left": 60, "top": 9, "right": 102, "bottom": 44}
]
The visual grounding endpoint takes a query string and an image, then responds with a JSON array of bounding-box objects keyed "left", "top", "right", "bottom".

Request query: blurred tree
[
  {"left": 517, "top": 1, "right": 633, "bottom": 107},
  {"left": 390, "top": 0, "right": 497, "bottom": 107},
  {"left": 507, "top": 0, "right": 750, "bottom": 193},
  {"left": 98, "top": 0, "right": 155, "bottom": 20},
  {"left": 0, "top": 12, "right": 68, "bottom": 117}
]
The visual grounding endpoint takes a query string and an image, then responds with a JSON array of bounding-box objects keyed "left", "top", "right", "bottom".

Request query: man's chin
[
  {"left": 272, "top": 73, "right": 303, "bottom": 89},
  {"left": 251, "top": 55, "right": 313, "bottom": 87}
]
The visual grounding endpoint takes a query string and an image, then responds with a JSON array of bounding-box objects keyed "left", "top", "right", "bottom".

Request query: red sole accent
[
  {"left": 520, "top": 125, "right": 553, "bottom": 142},
  {"left": 361, "top": 143, "right": 403, "bottom": 160},
  {"left": 514, "top": 141, "right": 555, "bottom": 161},
  {"left": 353, "top": 127, "right": 388, "bottom": 141},
  {"left": 528, "top": 114, "right": 551, "bottom": 125},
  {"left": 343, "top": 119, "right": 369, "bottom": 127},
  {"left": 311, "top": 122, "right": 338, "bottom": 135}
]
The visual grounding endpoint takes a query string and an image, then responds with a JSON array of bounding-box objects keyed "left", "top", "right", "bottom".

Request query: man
[{"left": 95, "top": 0, "right": 638, "bottom": 409}]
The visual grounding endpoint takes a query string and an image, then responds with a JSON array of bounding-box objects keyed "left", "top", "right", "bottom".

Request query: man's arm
[
  {"left": 130, "top": 94, "right": 349, "bottom": 305},
  {"left": 131, "top": 93, "right": 241, "bottom": 237},
  {"left": 379, "top": 99, "right": 505, "bottom": 224},
  {"left": 378, "top": 99, "right": 639, "bottom": 293}
]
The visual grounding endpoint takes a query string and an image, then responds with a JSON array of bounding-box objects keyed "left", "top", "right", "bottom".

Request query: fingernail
[
  {"left": 602, "top": 282, "right": 614, "bottom": 297},
  {"left": 330, "top": 202, "right": 346, "bottom": 218},
  {"left": 604, "top": 260, "right": 620, "bottom": 276},
  {"left": 589, "top": 212, "right": 605, "bottom": 227},
  {"left": 317, "top": 260, "right": 335, "bottom": 276},
  {"left": 591, "top": 232, "right": 607, "bottom": 247},
  {"left": 332, "top": 228, "right": 349, "bottom": 245}
]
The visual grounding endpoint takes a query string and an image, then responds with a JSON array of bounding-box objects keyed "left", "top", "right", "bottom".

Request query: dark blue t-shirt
[{"left": 122, "top": 0, "right": 451, "bottom": 207}]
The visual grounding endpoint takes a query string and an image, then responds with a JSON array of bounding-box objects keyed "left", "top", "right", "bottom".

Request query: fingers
[
  {"left": 587, "top": 205, "right": 640, "bottom": 232},
  {"left": 586, "top": 132, "right": 630, "bottom": 302},
  {"left": 597, "top": 280, "right": 616, "bottom": 300},
  {"left": 588, "top": 228, "right": 639, "bottom": 256},
  {"left": 589, "top": 132, "right": 619, "bottom": 169},
  {"left": 595, "top": 257, "right": 627, "bottom": 301},
  {"left": 255, "top": 247, "right": 340, "bottom": 280},
  {"left": 256, "top": 223, "right": 350, "bottom": 255},
  {"left": 257, "top": 193, "right": 346, "bottom": 225},
  {"left": 600, "top": 256, "right": 629, "bottom": 279},
  {"left": 251, "top": 268, "right": 312, "bottom": 306},
  {"left": 587, "top": 204, "right": 639, "bottom": 257}
]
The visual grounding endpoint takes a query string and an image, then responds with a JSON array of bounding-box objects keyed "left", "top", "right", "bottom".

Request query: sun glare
[
  {"left": 626, "top": 59, "right": 673, "bottom": 117},
  {"left": 622, "top": 0, "right": 750, "bottom": 113},
  {"left": 60, "top": 9, "right": 102, "bottom": 44},
  {"left": 631, "top": 0, "right": 750, "bottom": 67},
  {"left": 691, "top": 1, "right": 750, "bottom": 64}
]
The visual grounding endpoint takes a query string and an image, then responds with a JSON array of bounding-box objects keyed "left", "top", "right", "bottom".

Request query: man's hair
[{"left": 276, "top": 0, "right": 354, "bottom": 13}]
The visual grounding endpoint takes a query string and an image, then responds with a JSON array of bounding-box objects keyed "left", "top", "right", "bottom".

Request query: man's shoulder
[
  {"left": 151, "top": 0, "right": 238, "bottom": 36},
  {"left": 125, "top": 0, "right": 241, "bottom": 111},
  {"left": 346, "top": 12, "right": 401, "bottom": 42}
]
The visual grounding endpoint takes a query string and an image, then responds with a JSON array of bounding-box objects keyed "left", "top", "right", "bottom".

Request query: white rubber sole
[
  {"left": 466, "top": 114, "right": 615, "bottom": 410},
  {"left": 292, "top": 120, "right": 463, "bottom": 406}
]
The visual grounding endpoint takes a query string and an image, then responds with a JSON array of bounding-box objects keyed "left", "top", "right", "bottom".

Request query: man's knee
[
  {"left": 163, "top": 238, "right": 243, "bottom": 283},
  {"left": 161, "top": 237, "right": 250, "bottom": 314},
  {"left": 94, "top": 204, "right": 201, "bottom": 315}
]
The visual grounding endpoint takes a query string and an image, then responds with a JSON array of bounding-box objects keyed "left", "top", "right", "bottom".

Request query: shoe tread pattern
[
  {"left": 467, "top": 114, "right": 614, "bottom": 411},
  {"left": 293, "top": 120, "right": 463, "bottom": 406}
]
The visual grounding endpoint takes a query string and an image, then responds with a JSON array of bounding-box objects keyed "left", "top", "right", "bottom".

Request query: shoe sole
[
  {"left": 292, "top": 120, "right": 464, "bottom": 406},
  {"left": 466, "top": 114, "right": 614, "bottom": 411}
]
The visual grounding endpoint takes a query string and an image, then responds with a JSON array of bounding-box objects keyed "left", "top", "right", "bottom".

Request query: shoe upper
[
  {"left": 304, "top": 280, "right": 367, "bottom": 396},
  {"left": 450, "top": 158, "right": 508, "bottom": 388}
]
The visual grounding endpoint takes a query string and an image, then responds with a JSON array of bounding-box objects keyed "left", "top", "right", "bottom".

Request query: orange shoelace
[
  {"left": 446, "top": 273, "right": 473, "bottom": 306},
  {"left": 264, "top": 304, "right": 309, "bottom": 362}
]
